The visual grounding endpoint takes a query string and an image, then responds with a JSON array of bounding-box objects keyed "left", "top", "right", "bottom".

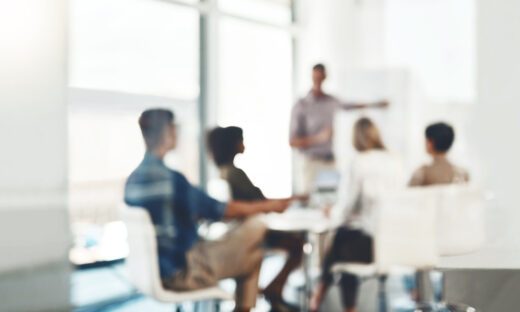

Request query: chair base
[
  {"left": 407, "top": 301, "right": 478, "bottom": 312},
  {"left": 437, "top": 301, "right": 478, "bottom": 312},
  {"left": 176, "top": 300, "right": 222, "bottom": 312}
]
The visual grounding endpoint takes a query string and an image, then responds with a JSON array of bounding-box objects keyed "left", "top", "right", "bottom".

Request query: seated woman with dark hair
[
  {"left": 208, "top": 127, "right": 265, "bottom": 201},
  {"left": 208, "top": 126, "right": 304, "bottom": 312}
]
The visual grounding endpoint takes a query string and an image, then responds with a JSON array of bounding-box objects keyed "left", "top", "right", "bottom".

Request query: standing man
[{"left": 290, "top": 64, "right": 388, "bottom": 193}]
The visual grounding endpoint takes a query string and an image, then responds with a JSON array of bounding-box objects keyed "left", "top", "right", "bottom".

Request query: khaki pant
[
  {"left": 294, "top": 155, "right": 336, "bottom": 267},
  {"left": 163, "top": 217, "right": 267, "bottom": 309},
  {"left": 300, "top": 156, "right": 336, "bottom": 193}
]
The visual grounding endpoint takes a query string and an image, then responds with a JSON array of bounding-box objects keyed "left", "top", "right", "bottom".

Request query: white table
[{"left": 261, "top": 207, "right": 337, "bottom": 312}]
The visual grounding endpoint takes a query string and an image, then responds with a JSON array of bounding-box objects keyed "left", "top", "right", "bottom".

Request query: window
[
  {"left": 218, "top": 0, "right": 292, "bottom": 25},
  {"left": 70, "top": 0, "right": 199, "bottom": 99},
  {"left": 69, "top": 0, "right": 200, "bottom": 265},
  {"left": 217, "top": 17, "right": 293, "bottom": 198},
  {"left": 68, "top": 0, "right": 296, "bottom": 267},
  {"left": 69, "top": 0, "right": 200, "bottom": 188}
]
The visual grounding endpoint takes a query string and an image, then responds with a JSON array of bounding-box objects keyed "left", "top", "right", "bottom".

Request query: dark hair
[
  {"left": 425, "top": 122, "right": 455, "bottom": 152},
  {"left": 313, "top": 63, "right": 326, "bottom": 72},
  {"left": 207, "top": 126, "right": 243, "bottom": 166},
  {"left": 138, "top": 109, "right": 174, "bottom": 150}
]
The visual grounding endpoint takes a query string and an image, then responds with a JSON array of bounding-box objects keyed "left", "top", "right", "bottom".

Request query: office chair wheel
[
  {"left": 438, "top": 302, "right": 478, "bottom": 312},
  {"left": 406, "top": 301, "right": 437, "bottom": 312},
  {"left": 407, "top": 302, "right": 478, "bottom": 312}
]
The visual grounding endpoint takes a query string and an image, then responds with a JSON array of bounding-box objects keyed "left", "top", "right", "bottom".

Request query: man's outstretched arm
[{"left": 340, "top": 100, "right": 389, "bottom": 111}]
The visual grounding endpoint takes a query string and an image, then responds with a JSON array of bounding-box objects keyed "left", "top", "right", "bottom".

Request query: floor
[{"left": 71, "top": 255, "right": 419, "bottom": 312}]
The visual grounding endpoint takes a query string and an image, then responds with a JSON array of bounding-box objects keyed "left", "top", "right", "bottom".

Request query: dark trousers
[{"left": 321, "top": 227, "right": 373, "bottom": 309}]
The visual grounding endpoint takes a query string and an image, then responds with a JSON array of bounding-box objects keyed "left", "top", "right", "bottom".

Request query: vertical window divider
[
  {"left": 198, "top": 1, "right": 209, "bottom": 190},
  {"left": 198, "top": 0, "right": 218, "bottom": 190}
]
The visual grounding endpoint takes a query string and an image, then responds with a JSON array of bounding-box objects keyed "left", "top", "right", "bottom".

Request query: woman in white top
[{"left": 310, "top": 117, "right": 404, "bottom": 312}]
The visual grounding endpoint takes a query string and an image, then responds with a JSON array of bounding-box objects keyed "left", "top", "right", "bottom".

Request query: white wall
[
  {"left": 384, "top": 0, "right": 476, "bottom": 103},
  {"left": 473, "top": 0, "right": 520, "bottom": 243},
  {"left": 382, "top": 0, "right": 478, "bottom": 179},
  {"left": 296, "top": 0, "right": 385, "bottom": 95},
  {"left": 445, "top": 11, "right": 520, "bottom": 295},
  {"left": 297, "top": 0, "right": 477, "bottom": 175},
  {"left": 0, "top": 2, "right": 68, "bottom": 192},
  {"left": 0, "top": 1, "right": 70, "bottom": 311},
  {"left": 475, "top": 0, "right": 520, "bottom": 211}
]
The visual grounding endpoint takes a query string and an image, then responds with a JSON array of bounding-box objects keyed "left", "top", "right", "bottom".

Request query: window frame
[
  {"left": 178, "top": 0, "right": 300, "bottom": 188},
  {"left": 69, "top": 0, "right": 300, "bottom": 189}
]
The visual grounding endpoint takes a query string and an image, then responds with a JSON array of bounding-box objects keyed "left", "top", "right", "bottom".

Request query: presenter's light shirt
[{"left": 290, "top": 92, "right": 356, "bottom": 159}]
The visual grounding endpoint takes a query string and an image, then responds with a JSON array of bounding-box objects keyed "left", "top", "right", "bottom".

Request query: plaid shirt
[{"left": 124, "top": 152, "right": 227, "bottom": 278}]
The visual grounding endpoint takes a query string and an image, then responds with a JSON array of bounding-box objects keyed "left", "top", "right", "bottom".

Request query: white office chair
[
  {"left": 435, "top": 185, "right": 485, "bottom": 257},
  {"left": 331, "top": 186, "right": 485, "bottom": 312},
  {"left": 331, "top": 188, "right": 440, "bottom": 312},
  {"left": 122, "top": 207, "right": 233, "bottom": 312},
  {"left": 433, "top": 185, "right": 486, "bottom": 312}
]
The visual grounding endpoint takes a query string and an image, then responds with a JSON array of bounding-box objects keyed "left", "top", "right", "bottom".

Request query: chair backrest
[
  {"left": 374, "top": 188, "right": 439, "bottom": 272},
  {"left": 372, "top": 185, "right": 486, "bottom": 271},
  {"left": 314, "top": 169, "right": 341, "bottom": 192},
  {"left": 121, "top": 206, "right": 163, "bottom": 297},
  {"left": 432, "top": 184, "right": 486, "bottom": 256}
]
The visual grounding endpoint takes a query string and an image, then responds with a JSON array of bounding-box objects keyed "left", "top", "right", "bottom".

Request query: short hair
[
  {"left": 352, "top": 117, "right": 385, "bottom": 152},
  {"left": 313, "top": 63, "right": 326, "bottom": 72},
  {"left": 138, "top": 109, "right": 174, "bottom": 150},
  {"left": 207, "top": 126, "right": 243, "bottom": 166},
  {"left": 425, "top": 122, "right": 455, "bottom": 152}
]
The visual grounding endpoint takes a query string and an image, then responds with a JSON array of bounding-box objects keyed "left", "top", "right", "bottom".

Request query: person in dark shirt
[
  {"left": 208, "top": 126, "right": 305, "bottom": 311},
  {"left": 207, "top": 127, "right": 265, "bottom": 201},
  {"left": 124, "top": 109, "right": 291, "bottom": 312}
]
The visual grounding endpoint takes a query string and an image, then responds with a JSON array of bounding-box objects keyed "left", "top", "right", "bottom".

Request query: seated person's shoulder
[
  {"left": 124, "top": 165, "right": 181, "bottom": 203},
  {"left": 165, "top": 170, "right": 196, "bottom": 192},
  {"left": 219, "top": 164, "right": 244, "bottom": 179},
  {"left": 129, "top": 161, "right": 171, "bottom": 180},
  {"left": 125, "top": 170, "right": 172, "bottom": 205},
  {"left": 169, "top": 169, "right": 187, "bottom": 181},
  {"left": 408, "top": 165, "right": 428, "bottom": 186},
  {"left": 227, "top": 166, "right": 247, "bottom": 179}
]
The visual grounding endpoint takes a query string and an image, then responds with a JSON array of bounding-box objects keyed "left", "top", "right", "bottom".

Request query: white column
[
  {"left": 0, "top": 1, "right": 70, "bottom": 311},
  {"left": 444, "top": 2, "right": 520, "bottom": 309},
  {"left": 474, "top": 0, "right": 520, "bottom": 211},
  {"left": 0, "top": 1, "right": 68, "bottom": 192}
]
